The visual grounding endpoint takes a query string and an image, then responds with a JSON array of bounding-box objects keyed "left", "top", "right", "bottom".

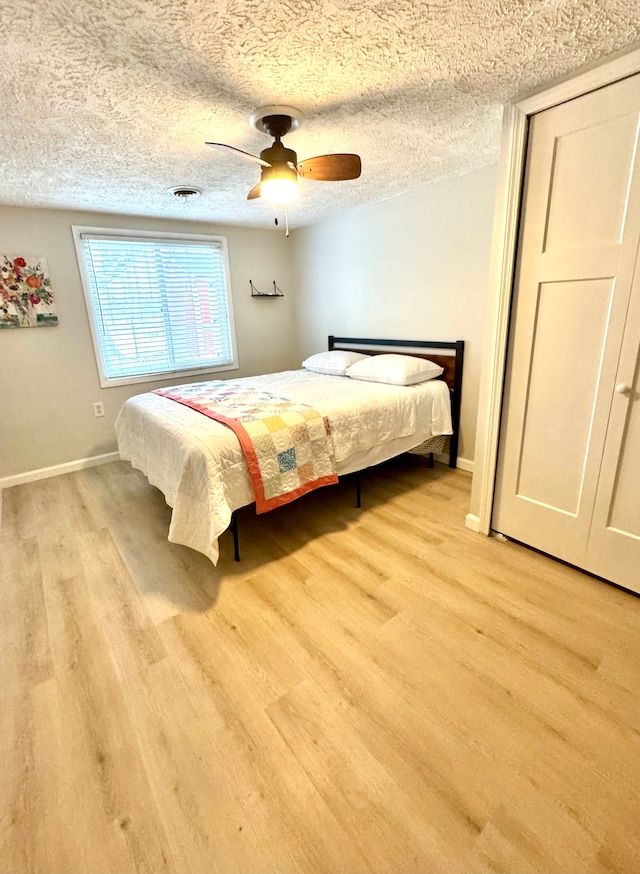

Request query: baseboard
[
  {"left": 465, "top": 513, "right": 481, "bottom": 532},
  {"left": 0, "top": 446, "right": 473, "bottom": 509},
  {"left": 0, "top": 451, "right": 120, "bottom": 490},
  {"left": 434, "top": 453, "right": 474, "bottom": 473}
]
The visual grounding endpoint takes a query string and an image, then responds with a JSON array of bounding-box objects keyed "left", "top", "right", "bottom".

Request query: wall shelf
[{"left": 250, "top": 279, "right": 284, "bottom": 298}]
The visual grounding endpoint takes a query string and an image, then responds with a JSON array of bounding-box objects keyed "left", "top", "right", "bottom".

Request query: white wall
[
  {"left": 0, "top": 207, "right": 296, "bottom": 479},
  {"left": 291, "top": 164, "right": 499, "bottom": 465},
  {"left": 1, "top": 168, "right": 498, "bottom": 481}
]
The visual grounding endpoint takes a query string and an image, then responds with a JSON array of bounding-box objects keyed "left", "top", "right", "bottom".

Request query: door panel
[
  {"left": 585, "top": 246, "right": 640, "bottom": 592},
  {"left": 516, "top": 279, "right": 614, "bottom": 515},
  {"left": 493, "top": 73, "right": 640, "bottom": 578},
  {"left": 544, "top": 112, "right": 640, "bottom": 252}
]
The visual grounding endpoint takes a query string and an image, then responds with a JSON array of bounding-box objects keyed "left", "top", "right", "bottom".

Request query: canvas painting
[{"left": 0, "top": 255, "right": 58, "bottom": 328}]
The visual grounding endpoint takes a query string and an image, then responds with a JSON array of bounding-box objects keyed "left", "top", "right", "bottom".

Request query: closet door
[
  {"left": 585, "top": 254, "right": 640, "bottom": 593},
  {"left": 493, "top": 73, "right": 640, "bottom": 576}
]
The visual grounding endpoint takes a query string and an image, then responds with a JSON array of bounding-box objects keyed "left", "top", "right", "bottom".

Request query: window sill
[{"left": 99, "top": 361, "right": 240, "bottom": 389}]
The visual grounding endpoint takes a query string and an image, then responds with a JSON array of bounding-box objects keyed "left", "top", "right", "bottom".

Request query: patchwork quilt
[{"left": 154, "top": 381, "right": 338, "bottom": 512}]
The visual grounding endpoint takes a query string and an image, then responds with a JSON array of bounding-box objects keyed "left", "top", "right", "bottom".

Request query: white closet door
[
  {"left": 585, "top": 253, "right": 640, "bottom": 593},
  {"left": 493, "top": 73, "right": 640, "bottom": 575}
]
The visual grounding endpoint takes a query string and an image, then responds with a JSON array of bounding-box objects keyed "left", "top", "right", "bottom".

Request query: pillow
[
  {"left": 301, "top": 350, "right": 370, "bottom": 376},
  {"left": 346, "top": 353, "right": 444, "bottom": 385}
]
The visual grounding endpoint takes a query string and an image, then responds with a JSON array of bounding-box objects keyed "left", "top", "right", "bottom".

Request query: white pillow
[
  {"left": 346, "top": 353, "right": 444, "bottom": 385},
  {"left": 301, "top": 350, "right": 370, "bottom": 376}
]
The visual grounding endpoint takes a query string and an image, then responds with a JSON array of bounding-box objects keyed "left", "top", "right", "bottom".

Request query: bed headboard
[{"left": 328, "top": 335, "right": 465, "bottom": 469}]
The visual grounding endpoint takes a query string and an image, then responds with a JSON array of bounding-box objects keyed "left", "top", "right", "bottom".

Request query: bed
[{"left": 115, "top": 336, "right": 464, "bottom": 565}]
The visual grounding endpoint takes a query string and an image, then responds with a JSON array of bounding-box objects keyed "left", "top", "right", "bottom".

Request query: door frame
[{"left": 467, "top": 45, "right": 640, "bottom": 536}]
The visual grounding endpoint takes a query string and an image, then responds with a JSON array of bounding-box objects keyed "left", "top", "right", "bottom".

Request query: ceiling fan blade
[
  {"left": 296, "top": 153, "right": 361, "bottom": 181},
  {"left": 206, "top": 142, "right": 271, "bottom": 167},
  {"left": 247, "top": 184, "right": 261, "bottom": 200}
]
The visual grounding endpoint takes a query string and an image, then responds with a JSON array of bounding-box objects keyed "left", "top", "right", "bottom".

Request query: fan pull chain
[{"left": 272, "top": 205, "right": 289, "bottom": 237}]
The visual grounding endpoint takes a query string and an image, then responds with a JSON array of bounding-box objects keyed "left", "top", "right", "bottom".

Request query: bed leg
[
  {"left": 428, "top": 452, "right": 434, "bottom": 469},
  {"left": 355, "top": 474, "right": 361, "bottom": 509},
  {"left": 230, "top": 511, "right": 240, "bottom": 561}
]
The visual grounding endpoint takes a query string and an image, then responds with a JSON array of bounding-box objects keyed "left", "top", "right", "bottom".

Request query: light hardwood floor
[{"left": 1, "top": 457, "right": 639, "bottom": 874}]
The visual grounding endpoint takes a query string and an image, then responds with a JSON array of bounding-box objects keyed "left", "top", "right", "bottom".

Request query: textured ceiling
[{"left": 1, "top": 0, "right": 638, "bottom": 229}]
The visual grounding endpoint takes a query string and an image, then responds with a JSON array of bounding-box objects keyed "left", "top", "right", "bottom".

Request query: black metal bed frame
[
  {"left": 229, "top": 336, "right": 465, "bottom": 561},
  {"left": 328, "top": 335, "right": 465, "bottom": 468}
]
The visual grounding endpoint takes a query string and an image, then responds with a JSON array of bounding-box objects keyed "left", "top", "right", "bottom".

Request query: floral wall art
[{"left": 0, "top": 255, "right": 57, "bottom": 328}]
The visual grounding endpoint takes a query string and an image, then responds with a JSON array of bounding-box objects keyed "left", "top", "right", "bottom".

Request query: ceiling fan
[{"left": 206, "top": 105, "right": 361, "bottom": 205}]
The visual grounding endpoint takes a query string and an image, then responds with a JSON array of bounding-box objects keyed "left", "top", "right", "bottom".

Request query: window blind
[{"left": 78, "top": 233, "right": 235, "bottom": 383}]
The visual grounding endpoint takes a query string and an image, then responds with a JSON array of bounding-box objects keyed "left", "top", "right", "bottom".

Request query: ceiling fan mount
[
  {"left": 206, "top": 104, "right": 361, "bottom": 206},
  {"left": 249, "top": 105, "right": 304, "bottom": 137}
]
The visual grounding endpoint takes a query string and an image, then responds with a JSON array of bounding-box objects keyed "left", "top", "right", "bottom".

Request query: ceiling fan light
[{"left": 260, "top": 176, "right": 299, "bottom": 204}]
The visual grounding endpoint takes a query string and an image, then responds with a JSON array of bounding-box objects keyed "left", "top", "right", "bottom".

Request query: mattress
[{"left": 116, "top": 369, "right": 453, "bottom": 565}]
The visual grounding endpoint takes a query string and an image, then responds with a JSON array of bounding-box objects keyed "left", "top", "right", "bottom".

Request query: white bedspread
[{"left": 115, "top": 370, "right": 452, "bottom": 565}]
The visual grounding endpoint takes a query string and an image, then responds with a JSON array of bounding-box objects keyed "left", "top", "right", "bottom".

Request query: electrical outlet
[{"left": 93, "top": 401, "right": 105, "bottom": 417}]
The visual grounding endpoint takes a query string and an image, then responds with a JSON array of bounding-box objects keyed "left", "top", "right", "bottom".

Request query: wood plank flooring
[{"left": 1, "top": 456, "right": 639, "bottom": 873}]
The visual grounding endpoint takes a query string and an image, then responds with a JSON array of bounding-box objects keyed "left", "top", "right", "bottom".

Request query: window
[{"left": 73, "top": 227, "right": 238, "bottom": 387}]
